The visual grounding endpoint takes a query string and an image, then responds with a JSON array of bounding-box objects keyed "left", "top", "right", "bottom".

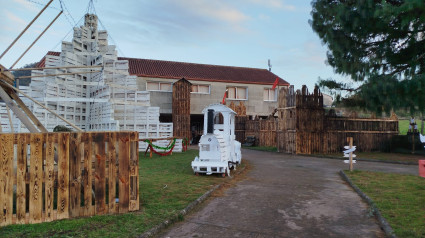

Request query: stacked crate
[{"left": 0, "top": 14, "right": 181, "bottom": 152}]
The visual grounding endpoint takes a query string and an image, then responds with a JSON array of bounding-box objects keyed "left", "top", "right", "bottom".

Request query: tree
[
  {"left": 310, "top": 0, "right": 425, "bottom": 114},
  {"left": 12, "top": 62, "right": 38, "bottom": 86}
]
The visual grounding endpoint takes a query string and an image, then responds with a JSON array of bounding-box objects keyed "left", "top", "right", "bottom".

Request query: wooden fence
[
  {"left": 276, "top": 86, "right": 399, "bottom": 154},
  {"left": 244, "top": 119, "right": 277, "bottom": 147},
  {"left": 0, "top": 131, "right": 139, "bottom": 226}
]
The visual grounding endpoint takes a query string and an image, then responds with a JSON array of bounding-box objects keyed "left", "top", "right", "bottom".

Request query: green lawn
[
  {"left": 399, "top": 119, "right": 409, "bottom": 135},
  {"left": 0, "top": 150, "right": 234, "bottom": 237},
  {"left": 346, "top": 171, "right": 425, "bottom": 237},
  {"left": 319, "top": 151, "right": 423, "bottom": 164},
  {"left": 242, "top": 146, "right": 277, "bottom": 152}
]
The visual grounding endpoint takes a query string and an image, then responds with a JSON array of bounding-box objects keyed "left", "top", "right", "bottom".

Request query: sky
[{"left": 1, "top": 0, "right": 350, "bottom": 91}]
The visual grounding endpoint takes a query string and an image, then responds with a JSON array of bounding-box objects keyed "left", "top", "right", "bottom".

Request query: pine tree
[{"left": 310, "top": 0, "right": 425, "bottom": 114}]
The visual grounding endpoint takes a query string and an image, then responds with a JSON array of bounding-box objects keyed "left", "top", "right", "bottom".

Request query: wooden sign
[{"left": 343, "top": 137, "right": 356, "bottom": 171}]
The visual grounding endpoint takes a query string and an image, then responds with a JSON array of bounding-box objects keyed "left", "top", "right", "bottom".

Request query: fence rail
[{"left": 0, "top": 131, "right": 139, "bottom": 226}]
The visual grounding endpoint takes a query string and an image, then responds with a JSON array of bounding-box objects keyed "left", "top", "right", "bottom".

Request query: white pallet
[{"left": 0, "top": 15, "right": 179, "bottom": 152}]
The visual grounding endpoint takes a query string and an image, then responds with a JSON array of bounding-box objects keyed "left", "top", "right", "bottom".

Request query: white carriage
[{"left": 191, "top": 104, "right": 242, "bottom": 176}]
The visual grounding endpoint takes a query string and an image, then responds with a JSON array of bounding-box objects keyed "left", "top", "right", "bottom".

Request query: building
[
  {"left": 121, "top": 57, "right": 289, "bottom": 131},
  {"left": 34, "top": 54, "right": 288, "bottom": 135}
]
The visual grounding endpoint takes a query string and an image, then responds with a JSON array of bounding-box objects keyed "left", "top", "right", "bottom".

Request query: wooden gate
[{"left": 0, "top": 131, "right": 139, "bottom": 226}]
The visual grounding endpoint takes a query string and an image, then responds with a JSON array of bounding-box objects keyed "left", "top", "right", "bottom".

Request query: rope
[
  {"left": 147, "top": 142, "right": 176, "bottom": 156},
  {"left": 144, "top": 138, "right": 176, "bottom": 151}
]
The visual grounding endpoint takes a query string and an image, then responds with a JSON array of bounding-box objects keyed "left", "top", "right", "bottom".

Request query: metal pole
[
  {"left": 10, "top": 11, "right": 63, "bottom": 69},
  {"left": 0, "top": 0, "right": 54, "bottom": 60}
]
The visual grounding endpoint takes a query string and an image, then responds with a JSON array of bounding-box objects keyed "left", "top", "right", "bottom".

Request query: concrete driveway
[{"left": 159, "top": 149, "right": 418, "bottom": 238}]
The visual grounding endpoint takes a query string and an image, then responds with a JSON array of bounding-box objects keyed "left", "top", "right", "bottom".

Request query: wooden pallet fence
[
  {"left": 235, "top": 116, "right": 248, "bottom": 142},
  {"left": 277, "top": 85, "right": 399, "bottom": 154},
  {"left": 245, "top": 119, "right": 277, "bottom": 147},
  {"left": 0, "top": 131, "right": 139, "bottom": 227}
]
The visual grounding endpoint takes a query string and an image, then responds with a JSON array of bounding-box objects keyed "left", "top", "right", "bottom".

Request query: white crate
[{"left": 0, "top": 15, "right": 179, "bottom": 152}]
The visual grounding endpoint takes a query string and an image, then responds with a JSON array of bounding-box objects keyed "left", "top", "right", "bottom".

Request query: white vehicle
[{"left": 191, "top": 104, "right": 242, "bottom": 176}]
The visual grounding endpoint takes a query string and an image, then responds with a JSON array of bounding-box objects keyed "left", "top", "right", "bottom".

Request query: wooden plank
[
  {"left": 108, "top": 132, "right": 117, "bottom": 213},
  {"left": 69, "top": 133, "right": 82, "bottom": 218},
  {"left": 29, "top": 133, "right": 43, "bottom": 224},
  {"left": 57, "top": 133, "right": 69, "bottom": 220},
  {"left": 118, "top": 132, "right": 130, "bottom": 213},
  {"left": 0, "top": 85, "right": 39, "bottom": 132},
  {"left": 16, "top": 134, "right": 28, "bottom": 224},
  {"left": 129, "top": 135, "right": 139, "bottom": 211},
  {"left": 9, "top": 92, "right": 48, "bottom": 132},
  {"left": 94, "top": 133, "right": 106, "bottom": 215},
  {"left": 0, "top": 134, "right": 14, "bottom": 226},
  {"left": 44, "top": 133, "right": 55, "bottom": 222},
  {"left": 83, "top": 133, "right": 94, "bottom": 216}
]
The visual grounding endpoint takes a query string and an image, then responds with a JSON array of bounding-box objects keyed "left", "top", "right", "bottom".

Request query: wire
[
  {"left": 85, "top": 0, "right": 126, "bottom": 57},
  {"left": 58, "top": 0, "right": 76, "bottom": 28},
  {"left": 49, "top": 14, "right": 84, "bottom": 52},
  {"left": 26, "top": 0, "right": 74, "bottom": 28},
  {"left": 97, "top": 17, "right": 126, "bottom": 57},
  {"left": 26, "top": 0, "right": 60, "bottom": 11}
]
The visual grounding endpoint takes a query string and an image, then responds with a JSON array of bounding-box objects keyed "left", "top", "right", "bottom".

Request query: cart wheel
[
  {"left": 221, "top": 173, "right": 226, "bottom": 177},
  {"left": 195, "top": 172, "right": 199, "bottom": 176}
]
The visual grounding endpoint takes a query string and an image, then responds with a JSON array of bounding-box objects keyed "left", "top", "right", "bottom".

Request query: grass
[
  {"left": 0, "top": 149, "right": 237, "bottom": 237},
  {"left": 399, "top": 119, "right": 410, "bottom": 135},
  {"left": 316, "top": 151, "right": 423, "bottom": 164},
  {"left": 242, "top": 146, "right": 277, "bottom": 152},
  {"left": 346, "top": 171, "right": 425, "bottom": 237}
]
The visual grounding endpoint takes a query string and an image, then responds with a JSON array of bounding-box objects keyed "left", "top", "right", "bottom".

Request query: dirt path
[{"left": 159, "top": 149, "right": 417, "bottom": 238}]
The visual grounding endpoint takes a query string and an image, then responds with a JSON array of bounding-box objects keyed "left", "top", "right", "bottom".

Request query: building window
[
  {"left": 227, "top": 87, "right": 247, "bottom": 100},
  {"left": 191, "top": 84, "right": 210, "bottom": 94},
  {"left": 263, "top": 88, "right": 277, "bottom": 101},
  {"left": 147, "top": 81, "right": 172, "bottom": 92}
]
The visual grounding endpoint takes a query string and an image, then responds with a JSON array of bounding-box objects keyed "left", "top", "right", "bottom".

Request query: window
[
  {"left": 264, "top": 88, "right": 277, "bottom": 101},
  {"left": 227, "top": 87, "right": 247, "bottom": 100},
  {"left": 191, "top": 84, "right": 210, "bottom": 94},
  {"left": 146, "top": 81, "right": 172, "bottom": 92}
]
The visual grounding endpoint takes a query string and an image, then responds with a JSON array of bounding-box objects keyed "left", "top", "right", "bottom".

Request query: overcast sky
[{"left": 1, "top": 0, "right": 350, "bottom": 91}]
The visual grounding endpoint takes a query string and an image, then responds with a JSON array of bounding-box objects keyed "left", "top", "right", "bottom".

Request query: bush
[{"left": 53, "top": 125, "right": 72, "bottom": 132}]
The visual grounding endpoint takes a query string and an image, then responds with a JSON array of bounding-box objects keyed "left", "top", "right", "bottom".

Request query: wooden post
[
  {"left": 348, "top": 137, "right": 354, "bottom": 172},
  {"left": 9, "top": 92, "right": 48, "bottom": 132},
  {"left": 150, "top": 140, "right": 153, "bottom": 158},
  {"left": 0, "top": 86, "right": 38, "bottom": 132},
  {"left": 5, "top": 105, "right": 14, "bottom": 133},
  {"left": 412, "top": 132, "right": 415, "bottom": 154}
]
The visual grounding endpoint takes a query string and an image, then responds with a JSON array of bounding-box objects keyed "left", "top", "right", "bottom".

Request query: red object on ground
[{"left": 419, "top": 160, "right": 425, "bottom": 178}]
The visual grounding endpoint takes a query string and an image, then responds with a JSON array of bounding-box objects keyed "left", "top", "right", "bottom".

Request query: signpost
[{"left": 343, "top": 137, "right": 356, "bottom": 171}]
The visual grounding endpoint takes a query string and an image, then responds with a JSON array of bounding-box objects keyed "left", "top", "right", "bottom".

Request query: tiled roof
[
  {"left": 35, "top": 51, "right": 61, "bottom": 68},
  {"left": 119, "top": 57, "right": 289, "bottom": 86},
  {"left": 35, "top": 52, "right": 289, "bottom": 86}
]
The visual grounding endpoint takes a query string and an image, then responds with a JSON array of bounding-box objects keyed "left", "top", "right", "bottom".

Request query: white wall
[{"left": 137, "top": 76, "right": 287, "bottom": 116}]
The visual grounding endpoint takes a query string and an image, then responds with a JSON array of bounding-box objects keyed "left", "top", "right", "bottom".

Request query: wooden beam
[
  {"left": 16, "top": 70, "right": 102, "bottom": 80},
  {"left": 5, "top": 105, "right": 13, "bottom": 133},
  {"left": 0, "top": 82, "right": 83, "bottom": 132},
  {"left": 0, "top": 86, "right": 38, "bottom": 132},
  {"left": 8, "top": 65, "right": 103, "bottom": 71},
  {"left": 10, "top": 11, "right": 63, "bottom": 69},
  {"left": 0, "top": 0, "right": 54, "bottom": 60},
  {"left": 9, "top": 92, "right": 48, "bottom": 133}
]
